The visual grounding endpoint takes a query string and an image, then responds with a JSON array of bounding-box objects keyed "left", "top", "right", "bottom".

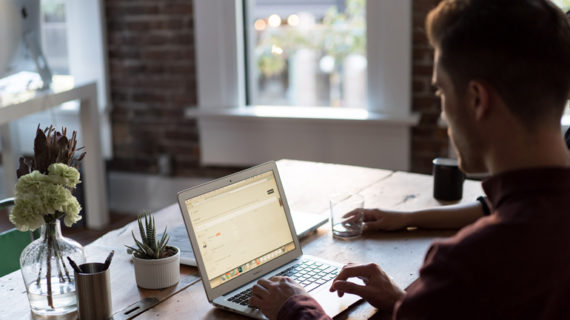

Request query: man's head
[{"left": 426, "top": 0, "right": 570, "bottom": 173}]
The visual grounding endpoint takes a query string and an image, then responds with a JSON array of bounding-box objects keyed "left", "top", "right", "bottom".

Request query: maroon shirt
[{"left": 278, "top": 167, "right": 570, "bottom": 320}]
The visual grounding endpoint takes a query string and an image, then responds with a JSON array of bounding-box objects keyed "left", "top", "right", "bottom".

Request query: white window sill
[
  {"left": 186, "top": 106, "right": 419, "bottom": 126},
  {"left": 187, "top": 106, "right": 419, "bottom": 170}
]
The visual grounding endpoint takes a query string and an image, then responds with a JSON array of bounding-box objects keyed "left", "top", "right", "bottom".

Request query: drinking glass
[{"left": 330, "top": 193, "right": 364, "bottom": 240}]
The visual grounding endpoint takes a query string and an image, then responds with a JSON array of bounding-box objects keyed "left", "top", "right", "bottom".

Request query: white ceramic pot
[{"left": 132, "top": 246, "right": 180, "bottom": 289}]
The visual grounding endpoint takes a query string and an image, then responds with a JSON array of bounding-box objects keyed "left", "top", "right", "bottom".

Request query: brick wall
[
  {"left": 411, "top": 0, "right": 450, "bottom": 174},
  {"left": 105, "top": 0, "right": 204, "bottom": 176},
  {"left": 104, "top": 0, "right": 448, "bottom": 176}
]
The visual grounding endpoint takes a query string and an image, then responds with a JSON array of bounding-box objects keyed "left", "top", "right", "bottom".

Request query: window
[
  {"left": 245, "top": 0, "right": 367, "bottom": 108},
  {"left": 41, "top": 0, "right": 69, "bottom": 75},
  {"left": 192, "top": 0, "right": 417, "bottom": 170},
  {"left": 194, "top": 0, "right": 412, "bottom": 116}
]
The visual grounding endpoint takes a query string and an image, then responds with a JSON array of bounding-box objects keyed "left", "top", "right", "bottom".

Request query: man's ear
[{"left": 467, "top": 80, "right": 490, "bottom": 121}]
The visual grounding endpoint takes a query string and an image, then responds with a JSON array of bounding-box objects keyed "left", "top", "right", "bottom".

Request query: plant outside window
[{"left": 248, "top": 0, "right": 367, "bottom": 109}]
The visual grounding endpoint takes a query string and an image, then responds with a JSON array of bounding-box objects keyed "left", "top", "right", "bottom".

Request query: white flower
[
  {"left": 9, "top": 164, "right": 82, "bottom": 231},
  {"left": 47, "top": 163, "right": 80, "bottom": 188}
]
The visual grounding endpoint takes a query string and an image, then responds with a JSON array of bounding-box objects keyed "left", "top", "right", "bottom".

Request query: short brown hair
[{"left": 426, "top": 0, "right": 570, "bottom": 126}]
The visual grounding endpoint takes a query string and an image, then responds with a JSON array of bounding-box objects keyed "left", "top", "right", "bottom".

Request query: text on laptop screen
[{"left": 184, "top": 171, "right": 295, "bottom": 288}]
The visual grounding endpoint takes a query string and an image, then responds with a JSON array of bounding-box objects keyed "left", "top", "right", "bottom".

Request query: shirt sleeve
[
  {"left": 277, "top": 294, "right": 332, "bottom": 320},
  {"left": 393, "top": 243, "right": 471, "bottom": 320}
]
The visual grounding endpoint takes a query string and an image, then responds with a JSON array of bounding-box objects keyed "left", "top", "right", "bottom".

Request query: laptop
[
  {"left": 177, "top": 161, "right": 361, "bottom": 319},
  {"left": 166, "top": 210, "right": 328, "bottom": 266}
]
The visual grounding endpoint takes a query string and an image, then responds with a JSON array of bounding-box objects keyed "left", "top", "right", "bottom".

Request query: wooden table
[{"left": 0, "top": 160, "right": 484, "bottom": 319}]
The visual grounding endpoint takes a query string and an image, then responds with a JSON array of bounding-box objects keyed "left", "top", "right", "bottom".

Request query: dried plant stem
[
  {"left": 46, "top": 232, "right": 54, "bottom": 309},
  {"left": 35, "top": 242, "right": 46, "bottom": 286},
  {"left": 39, "top": 219, "right": 70, "bottom": 309},
  {"left": 54, "top": 251, "right": 65, "bottom": 283},
  {"left": 54, "top": 240, "right": 71, "bottom": 282}
]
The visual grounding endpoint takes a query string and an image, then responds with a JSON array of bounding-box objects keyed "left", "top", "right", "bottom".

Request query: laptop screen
[{"left": 183, "top": 171, "right": 296, "bottom": 289}]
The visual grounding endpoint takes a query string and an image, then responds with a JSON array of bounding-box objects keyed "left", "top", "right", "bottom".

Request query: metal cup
[{"left": 75, "top": 263, "right": 112, "bottom": 320}]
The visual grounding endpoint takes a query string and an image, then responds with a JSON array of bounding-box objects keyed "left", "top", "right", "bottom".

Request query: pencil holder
[{"left": 75, "top": 263, "right": 112, "bottom": 320}]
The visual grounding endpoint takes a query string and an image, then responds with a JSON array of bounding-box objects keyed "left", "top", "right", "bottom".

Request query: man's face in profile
[{"left": 432, "top": 50, "right": 486, "bottom": 174}]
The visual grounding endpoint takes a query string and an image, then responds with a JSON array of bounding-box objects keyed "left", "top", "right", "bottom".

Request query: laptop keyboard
[{"left": 228, "top": 259, "right": 340, "bottom": 306}]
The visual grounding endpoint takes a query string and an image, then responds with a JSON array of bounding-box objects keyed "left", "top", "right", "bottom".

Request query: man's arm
[
  {"left": 352, "top": 200, "right": 486, "bottom": 231},
  {"left": 393, "top": 242, "right": 472, "bottom": 319}
]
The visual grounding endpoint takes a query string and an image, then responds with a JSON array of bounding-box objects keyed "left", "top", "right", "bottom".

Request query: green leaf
[
  {"left": 133, "top": 236, "right": 155, "bottom": 258},
  {"left": 129, "top": 211, "right": 172, "bottom": 259},
  {"left": 131, "top": 230, "right": 142, "bottom": 250},
  {"left": 145, "top": 214, "right": 156, "bottom": 252},
  {"left": 137, "top": 216, "right": 147, "bottom": 244},
  {"left": 141, "top": 241, "right": 156, "bottom": 258},
  {"left": 158, "top": 229, "right": 169, "bottom": 254},
  {"left": 158, "top": 226, "right": 169, "bottom": 249}
]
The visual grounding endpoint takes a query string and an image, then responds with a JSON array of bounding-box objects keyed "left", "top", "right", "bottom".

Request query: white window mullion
[
  {"left": 366, "top": 0, "right": 412, "bottom": 116},
  {"left": 194, "top": 0, "right": 245, "bottom": 109}
]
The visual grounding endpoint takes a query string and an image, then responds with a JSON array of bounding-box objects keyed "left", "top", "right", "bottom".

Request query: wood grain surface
[{"left": 0, "top": 159, "right": 484, "bottom": 319}]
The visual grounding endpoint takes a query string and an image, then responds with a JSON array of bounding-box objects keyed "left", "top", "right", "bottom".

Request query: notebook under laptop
[
  {"left": 166, "top": 210, "right": 328, "bottom": 266},
  {"left": 177, "top": 161, "right": 361, "bottom": 319}
]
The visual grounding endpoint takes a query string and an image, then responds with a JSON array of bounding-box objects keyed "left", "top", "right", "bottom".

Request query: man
[{"left": 249, "top": 0, "right": 570, "bottom": 319}]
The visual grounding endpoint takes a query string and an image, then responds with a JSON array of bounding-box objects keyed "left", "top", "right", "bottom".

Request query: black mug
[{"left": 432, "top": 158, "right": 465, "bottom": 201}]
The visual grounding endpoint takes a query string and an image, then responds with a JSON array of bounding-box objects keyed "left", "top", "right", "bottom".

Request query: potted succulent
[{"left": 126, "top": 213, "right": 180, "bottom": 289}]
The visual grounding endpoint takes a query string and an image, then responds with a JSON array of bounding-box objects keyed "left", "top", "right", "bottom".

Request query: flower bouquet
[{"left": 9, "top": 125, "right": 87, "bottom": 317}]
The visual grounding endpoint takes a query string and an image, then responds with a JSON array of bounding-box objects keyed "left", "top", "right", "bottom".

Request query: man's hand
[
  {"left": 330, "top": 263, "right": 404, "bottom": 310},
  {"left": 250, "top": 276, "right": 309, "bottom": 320},
  {"left": 344, "top": 209, "right": 410, "bottom": 231}
]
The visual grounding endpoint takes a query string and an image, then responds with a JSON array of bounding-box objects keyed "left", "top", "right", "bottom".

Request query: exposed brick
[
  {"left": 410, "top": 0, "right": 450, "bottom": 173},
  {"left": 412, "top": 78, "right": 429, "bottom": 93},
  {"left": 413, "top": 48, "right": 433, "bottom": 64},
  {"left": 411, "top": 157, "right": 435, "bottom": 175},
  {"left": 107, "top": 157, "right": 159, "bottom": 174},
  {"left": 413, "top": 96, "right": 440, "bottom": 113},
  {"left": 161, "top": 4, "right": 193, "bottom": 15},
  {"left": 412, "top": 30, "right": 429, "bottom": 46},
  {"left": 105, "top": 0, "right": 200, "bottom": 175},
  {"left": 413, "top": 64, "right": 435, "bottom": 77}
]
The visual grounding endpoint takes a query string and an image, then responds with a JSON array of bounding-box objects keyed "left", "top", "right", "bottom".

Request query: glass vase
[{"left": 19, "top": 219, "right": 86, "bottom": 317}]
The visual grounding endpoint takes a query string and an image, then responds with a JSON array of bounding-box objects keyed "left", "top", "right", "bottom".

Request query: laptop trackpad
[{"left": 311, "top": 280, "right": 363, "bottom": 317}]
